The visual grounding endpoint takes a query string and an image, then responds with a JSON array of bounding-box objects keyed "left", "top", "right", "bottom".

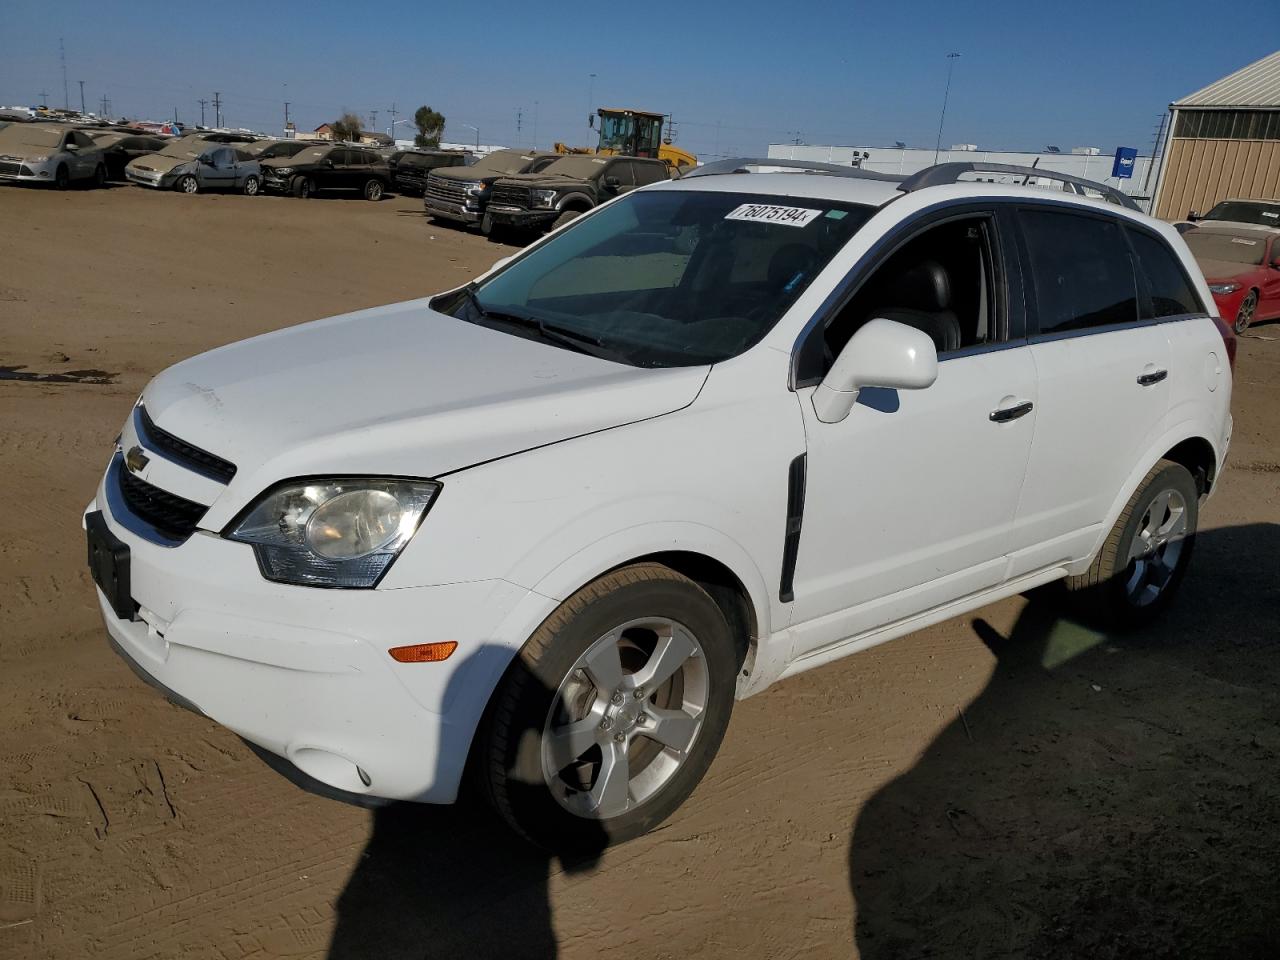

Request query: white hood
[{"left": 142, "top": 298, "right": 709, "bottom": 527}]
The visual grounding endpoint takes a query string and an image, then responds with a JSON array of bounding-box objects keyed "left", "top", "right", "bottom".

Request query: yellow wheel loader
[{"left": 554, "top": 108, "right": 697, "bottom": 171}]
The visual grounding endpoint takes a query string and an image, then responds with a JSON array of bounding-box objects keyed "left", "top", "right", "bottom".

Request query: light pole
[
  {"left": 390, "top": 117, "right": 412, "bottom": 145},
  {"left": 587, "top": 72, "right": 597, "bottom": 132},
  {"left": 933, "top": 52, "right": 961, "bottom": 165},
  {"left": 458, "top": 122, "right": 480, "bottom": 151}
]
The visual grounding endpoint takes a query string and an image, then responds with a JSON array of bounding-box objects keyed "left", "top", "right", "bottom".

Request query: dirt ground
[{"left": 1, "top": 183, "right": 1277, "bottom": 960}]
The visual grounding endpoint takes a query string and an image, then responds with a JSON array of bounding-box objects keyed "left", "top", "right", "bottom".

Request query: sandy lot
[{"left": 1, "top": 183, "right": 1277, "bottom": 960}]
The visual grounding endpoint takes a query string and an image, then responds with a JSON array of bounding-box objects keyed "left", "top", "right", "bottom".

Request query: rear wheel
[
  {"left": 1064, "top": 459, "right": 1198, "bottom": 629},
  {"left": 178, "top": 174, "right": 199, "bottom": 194},
  {"left": 1234, "top": 290, "right": 1257, "bottom": 334},
  {"left": 477, "top": 563, "right": 738, "bottom": 851},
  {"left": 363, "top": 178, "right": 384, "bottom": 201},
  {"left": 242, "top": 175, "right": 260, "bottom": 196}
]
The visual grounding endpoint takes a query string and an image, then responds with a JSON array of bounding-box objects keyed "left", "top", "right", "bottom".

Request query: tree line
[{"left": 330, "top": 106, "right": 446, "bottom": 148}]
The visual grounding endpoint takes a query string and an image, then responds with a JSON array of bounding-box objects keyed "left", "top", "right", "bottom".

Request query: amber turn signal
[{"left": 388, "top": 641, "right": 458, "bottom": 663}]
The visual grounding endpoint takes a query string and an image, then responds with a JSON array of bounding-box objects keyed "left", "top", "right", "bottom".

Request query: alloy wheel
[
  {"left": 1124, "top": 487, "right": 1188, "bottom": 607},
  {"left": 541, "top": 617, "right": 708, "bottom": 819},
  {"left": 1235, "top": 292, "right": 1256, "bottom": 334}
]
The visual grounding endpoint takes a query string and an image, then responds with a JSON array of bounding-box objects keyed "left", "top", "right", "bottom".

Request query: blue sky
[{"left": 0, "top": 0, "right": 1274, "bottom": 158}]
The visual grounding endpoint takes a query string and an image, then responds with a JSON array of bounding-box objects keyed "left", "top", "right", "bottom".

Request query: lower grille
[
  {"left": 0, "top": 159, "right": 23, "bottom": 177},
  {"left": 118, "top": 468, "right": 208, "bottom": 541}
]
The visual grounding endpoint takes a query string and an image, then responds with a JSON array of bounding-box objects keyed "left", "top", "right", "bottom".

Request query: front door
[
  {"left": 789, "top": 210, "right": 1037, "bottom": 657},
  {"left": 201, "top": 148, "right": 236, "bottom": 190}
]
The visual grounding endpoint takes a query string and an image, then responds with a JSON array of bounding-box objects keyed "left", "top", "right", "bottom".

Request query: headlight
[
  {"left": 274, "top": 166, "right": 294, "bottom": 176},
  {"left": 464, "top": 181, "right": 488, "bottom": 196},
  {"left": 531, "top": 189, "right": 557, "bottom": 209},
  {"left": 27, "top": 155, "right": 49, "bottom": 163},
  {"left": 1208, "top": 282, "right": 1241, "bottom": 295},
  {"left": 226, "top": 478, "right": 440, "bottom": 587}
]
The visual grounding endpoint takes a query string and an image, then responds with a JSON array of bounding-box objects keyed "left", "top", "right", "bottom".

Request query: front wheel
[
  {"left": 1064, "top": 459, "right": 1199, "bottom": 629},
  {"left": 92, "top": 165, "right": 107, "bottom": 189},
  {"left": 242, "top": 175, "right": 260, "bottom": 196},
  {"left": 479, "top": 211, "right": 495, "bottom": 236},
  {"left": 552, "top": 209, "right": 583, "bottom": 231},
  {"left": 177, "top": 174, "right": 199, "bottom": 194},
  {"left": 54, "top": 165, "right": 70, "bottom": 190},
  {"left": 293, "top": 176, "right": 313, "bottom": 199},
  {"left": 1234, "top": 290, "right": 1257, "bottom": 334},
  {"left": 477, "top": 563, "right": 738, "bottom": 851},
  {"left": 363, "top": 178, "right": 384, "bottom": 201}
]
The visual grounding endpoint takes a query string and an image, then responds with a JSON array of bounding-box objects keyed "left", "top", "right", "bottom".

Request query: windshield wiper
[{"left": 459, "top": 286, "right": 626, "bottom": 361}]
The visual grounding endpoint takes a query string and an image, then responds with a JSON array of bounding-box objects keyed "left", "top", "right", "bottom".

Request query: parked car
[
  {"left": 484, "top": 154, "right": 672, "bottom": 235},
  {"left": 174, "top": 130, "right": 259, "bottom": 145},
  {"left": 87, "top": 131, "right": 169, "bottom": 180},
  {"left": 0, "top": 122, "right": 106, "bottom": 188},
  {"left": 1184, "top": 224, "right": 1280, "bottom": 332},
  {"left": 260, "top": 144, "right": 390, "bottom": 200},
  {"left": 388, "top": 149, "right": 470, "bottom": 196},
  {"left": 238, "top": 139, "right": 316, "bottom": 162},
  {"left": 425, "top": 149, "right": 560, "bottom": 231},
  {"left": 1185, "top": 197, "right": 1280, "bottom": 229},
  {"left": 125, "top": 141, "right": 262, "bottom": 194},
  {"left": 87, "top": 159, "right": 1232, "bottom": 851}
]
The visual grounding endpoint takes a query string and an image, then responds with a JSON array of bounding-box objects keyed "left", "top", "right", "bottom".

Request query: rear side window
[
  {"left": 1126, "top": 229, "right": 1204, "bottom": 318},
  {"left": 1022, "top": 209, "right": 1138, "bottom": 334},
  {"left": 634, "top": 161, "right": 668, "bottom": 186}
]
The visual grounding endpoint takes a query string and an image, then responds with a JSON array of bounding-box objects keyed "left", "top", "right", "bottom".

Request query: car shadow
[
  {"left": 848, "top": 522, "right": 1280, "bottom": 958},
  {"left": 325, "top": 646, "right": 607, "bottom": 959}
]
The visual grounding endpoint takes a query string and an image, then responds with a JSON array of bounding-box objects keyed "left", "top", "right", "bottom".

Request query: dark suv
[
  {"left": 483, "top": 154, "right": 671, "bottom": 234},
  {"left": 425, "top": 149, "right": 560, "bottom": 232},
  {"left": 260, "top": 144, "right": 391, "bottom": 200},
  {"left": 389, "top": 150, "right": 470, "bottom": 196}
]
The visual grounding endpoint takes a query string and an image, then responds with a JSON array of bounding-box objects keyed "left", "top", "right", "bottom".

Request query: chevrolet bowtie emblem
[{"left": 125, "top": 445, "right": 150, "bottom": 474}]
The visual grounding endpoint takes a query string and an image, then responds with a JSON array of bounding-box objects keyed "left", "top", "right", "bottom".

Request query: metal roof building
[{"left": 1151, "top": 50, "right": 1280, "bottom": 219}]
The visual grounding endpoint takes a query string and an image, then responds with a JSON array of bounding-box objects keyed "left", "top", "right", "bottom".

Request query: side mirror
[
  {"left": 1272, "top": 256, "right": 1280, "bottom": 270},
  {"left": 1187, "top": 211, "right": 1201, "bottom": 222},
  {"left": 812, "top": 318, "right": 938, "bottom": 423},
  {"left": 324, "top": 158, "right": 335, "bottom": 168},
  {"left": 66, "top": 142, "right": 79, "bottom": 151},
  {"left": 604, "top": 176, "right": 621, "bottom": 188}
]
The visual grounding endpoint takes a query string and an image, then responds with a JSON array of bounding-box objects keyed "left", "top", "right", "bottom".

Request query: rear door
[{"left": 1005, "top": 205, "right": 1172, "bottom": 577}]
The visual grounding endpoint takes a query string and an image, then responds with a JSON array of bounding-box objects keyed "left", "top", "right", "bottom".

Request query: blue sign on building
[{"left": 1112, "top": 147, "right": 1138, "bottom": 179}]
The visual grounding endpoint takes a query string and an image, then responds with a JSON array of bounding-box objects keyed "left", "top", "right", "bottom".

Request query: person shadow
[
  {"left": 849, "top": 522, "right": 1280, "bottom": 959},
  {"left": 325, "top": 644, "right": 608, "bottom": 960}
]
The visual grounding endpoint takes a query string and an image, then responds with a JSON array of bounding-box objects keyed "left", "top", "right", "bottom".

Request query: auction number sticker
[{"left": 725, "top": 203, "right": 822, "bottom": 228}]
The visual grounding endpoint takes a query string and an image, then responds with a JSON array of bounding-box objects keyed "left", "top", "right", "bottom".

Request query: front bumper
[
  {"left": 87, "top": 472, "right": 557, "bottom": 804},
  {"left": 126, "top": 168, "right": 173, "bottom": 189},
  {"left": 0, "top": 157, "right": 55, "bottom": 182},
  {"left": 262, "top": 174, "right": 294, "bottom": 193},
  {"left": 424, "top": 195, "right": 483, "bottom": 224},
  {"left": 486, "top": 204, "right": 558, "bottom": 228}
]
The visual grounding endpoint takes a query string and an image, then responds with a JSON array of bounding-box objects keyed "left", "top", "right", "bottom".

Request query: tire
[
  {"left": 92, "top": 165, "right": 107, "bottom": 189},
  {"left": 293, "top": 176, "right": 312, "bottom": 199},
  {"left": 242, "top": 175, "right": 260, "bottom": 196},
  {"left": 479, "top": 211, "right": 495, "bottom": 236},
  {"left": 1064, "top": 459, "right": 1199, "bottom": 629},
  {"left": 363, "top": 178, "right": 384, "bottom": 201},
  {"left": 54, "top": 165, "right": 70, "bottom": 190},
  {"left": 1234, "top": 290, "right": 1257, "bottom": 334},
  {"left": 552, "top": 209, "right": 584, "bottom": 231},
  {"left": 477, "top": 563, "right": 738, "bottom": 852},
  {"left": 177, "top": 174, "right": 199, "bottom": 195}
]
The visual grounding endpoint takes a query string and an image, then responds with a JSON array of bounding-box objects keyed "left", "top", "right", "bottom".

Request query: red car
[{"left": 1184, "top": 224, "right": 1280, "bottom": 333}]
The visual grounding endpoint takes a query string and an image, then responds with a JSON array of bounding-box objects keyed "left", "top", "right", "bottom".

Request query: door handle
[
  {"left": 989, "top": 400, "right": 1034, "bottom": 423},
  {"left": 1137, "top": 369, "right": 1168, "bottom": 386}
]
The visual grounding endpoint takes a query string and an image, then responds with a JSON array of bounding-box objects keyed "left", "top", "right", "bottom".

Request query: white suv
[{"left": 86, "top": 158, "right": 1233, "bottom": 850}]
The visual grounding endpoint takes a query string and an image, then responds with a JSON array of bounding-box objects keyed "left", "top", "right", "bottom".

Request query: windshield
[
  {"left": 1185, "top": 230, "right": 1268, "bottom": 266},
  {"left": 158, "top": 140, "right": 206, "bottom": 158},
  {"left": 0, "top": 125, "right": 62, "bottom": 148},
  {"left": 1202, "top": 201, "right": 1280, "bottom": 227},
  {"left": 536, "top": 156, "right": 612, "bottom": 178},
  {"left": 453, "top": 190, "right": 873, "bottom": 367},
  {"left": 470, "top": 149, "right": 545, "bottom": 176},
  {"left": 279, "top": 146, "right": 330, "bottom": 164}
]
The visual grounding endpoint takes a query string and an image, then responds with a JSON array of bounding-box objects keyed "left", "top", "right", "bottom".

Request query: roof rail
[
  {"left": 685, "top": 157, "right": 906, "bottom": 184},
  {"left": 898, "top": 162, "right": 1140, "bottom": 211}
]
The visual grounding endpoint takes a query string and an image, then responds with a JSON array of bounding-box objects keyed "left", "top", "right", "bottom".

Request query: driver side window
[{"left": 822, "top": 214, "right": 1003, "bottom": 368}]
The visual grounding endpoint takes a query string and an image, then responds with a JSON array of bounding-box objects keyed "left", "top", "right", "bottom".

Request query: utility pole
[
  {"left": 78, "top": 80, "right": 85, "bottom": 113},
  {"left": 388, "top": 102, "right": 397, "bottom": 139},
  {"left": 533, "top": 101, "right": 539, "bottom": 148},
  {"left": 933, "top": 52, "right": 961, "bottom": 165},
  {"left": 212, "top": 91, "right": 222, "bottom": 128},
  {"left": 99, "top": 95, "right": 110, "bottom": 117},
  {"left": 516, "top": 106, "right": 523, "bottom": 139},
  {"left": 369, "top": 109, "right": 378, "bottom": 131},
  {"left": 586, "top": 72, "right": 597, "bottom": 131},
  {"left": 60, "top": 38, "right": 69, "bottom": 108},
  {"left": 38, "top": 90, "right": 49, "bottom": 107},
  {"left": 284, "top": 101, "right": 291, "bottom": 135},
  {"left": 198, "top": 99, "right": 208, "bottom": 126}
]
